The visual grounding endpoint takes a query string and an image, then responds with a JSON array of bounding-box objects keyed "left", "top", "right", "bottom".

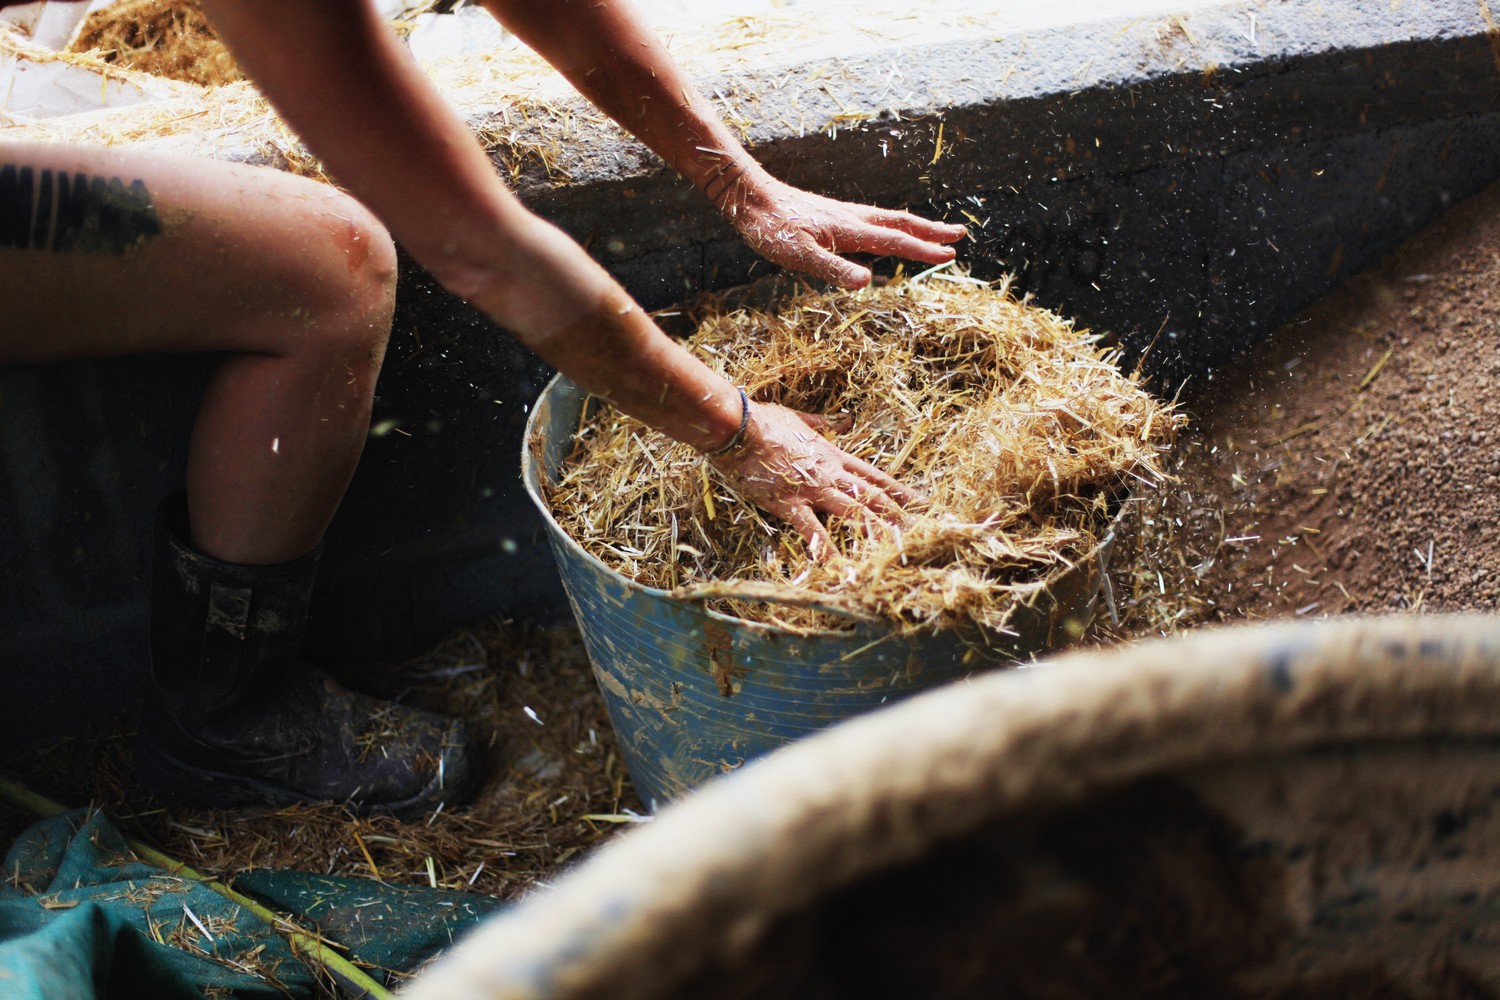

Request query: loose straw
[{"left": 548, "top": 271, "right": 1184, "bottom": 635}]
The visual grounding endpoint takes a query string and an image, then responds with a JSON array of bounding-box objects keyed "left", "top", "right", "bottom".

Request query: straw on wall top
[
  {"left": 70, "top": 0, "right": 242, "bottom": 87},
  {"left": 547, "top": 269, "right": 1185, "bottom": 636}
]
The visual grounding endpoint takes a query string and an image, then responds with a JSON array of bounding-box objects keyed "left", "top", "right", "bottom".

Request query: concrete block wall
[{"left": 3, "top": 0, "right": 1499, "bottom": 745}]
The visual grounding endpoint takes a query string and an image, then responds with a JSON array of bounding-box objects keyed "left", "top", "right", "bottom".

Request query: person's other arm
[{"left": 480, "top": 0, "right": 967, "bottom": 289}]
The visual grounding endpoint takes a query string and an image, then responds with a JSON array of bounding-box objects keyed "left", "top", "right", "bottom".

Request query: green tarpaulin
[{"left": 0, "top": 809, "right": 506, "bottom": 999}]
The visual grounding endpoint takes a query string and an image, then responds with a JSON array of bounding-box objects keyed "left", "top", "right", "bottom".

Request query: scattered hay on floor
[
  {"left": 0, "top": 620, "right": 636, "bottom": 911},
  {"left": 70, "top": 0, "right": 242, "bottom": 88},
  {"left": 546, "top": 268, "right": 1186, "bottom": 636}
]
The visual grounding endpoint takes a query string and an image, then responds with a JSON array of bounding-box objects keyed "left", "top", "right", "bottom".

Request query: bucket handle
[{"left": 669, "top": 580, "right": 883, "bottom": 625}]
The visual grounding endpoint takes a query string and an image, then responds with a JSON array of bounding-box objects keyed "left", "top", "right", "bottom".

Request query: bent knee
[
  {"left": 319, "top": 198, "right": 397, "bottom": 335},
  {"left": 286, "top": 195, "right": 397, "bottom": 368},
  {"left": 332, "top": 199, "right": 398, "bottom": 307}
]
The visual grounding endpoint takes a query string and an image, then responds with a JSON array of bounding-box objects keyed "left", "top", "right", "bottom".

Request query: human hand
[
  {"left": 712, "top": 171, "right": 967, "bottom": 289},
  {"left": 708, "top": 400, "right": 926, "bottom": 560}
]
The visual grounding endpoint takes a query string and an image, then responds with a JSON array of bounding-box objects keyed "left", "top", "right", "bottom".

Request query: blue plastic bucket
[{"left": 523, "top": 375, "right": 1116, "bottom": 808}]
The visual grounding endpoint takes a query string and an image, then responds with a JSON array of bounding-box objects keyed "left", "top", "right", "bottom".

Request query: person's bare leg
[
  {"left": 0, "top": 140, "right": 396, "bottom": 564},
  {"left": 1, "top": 141, "right": 478, "bottom": 814}
]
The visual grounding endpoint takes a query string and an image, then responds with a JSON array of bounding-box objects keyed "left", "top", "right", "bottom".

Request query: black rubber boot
[{"left": 138, "top": 495, "right": 480, "bottom": 817}]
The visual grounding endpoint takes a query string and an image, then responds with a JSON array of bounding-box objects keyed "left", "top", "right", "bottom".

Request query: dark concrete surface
[{"left": 4, "top": 0, "right": 1500, "bottom": 745}]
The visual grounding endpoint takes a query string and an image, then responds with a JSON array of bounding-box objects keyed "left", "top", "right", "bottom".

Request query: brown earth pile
[{"left": 1122, "top": 180, "right": 1500, "bottom": 629}]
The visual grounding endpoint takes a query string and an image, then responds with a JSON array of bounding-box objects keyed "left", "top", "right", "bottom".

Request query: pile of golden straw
[
  {"left": 71, "top": 0, "right": 241, "bottom": 87},
  {"left": 547, "top": 269, "right": 1185, "bottom": 636}
]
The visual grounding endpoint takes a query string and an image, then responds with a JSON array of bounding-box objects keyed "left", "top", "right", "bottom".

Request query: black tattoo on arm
[{"left": 0, "top": 163, "right": 162, "bottom": 254}]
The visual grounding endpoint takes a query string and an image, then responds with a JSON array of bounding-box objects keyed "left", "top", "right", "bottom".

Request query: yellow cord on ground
[{"left": 0, "top": 775, "right": 396, "bottom": 1000}]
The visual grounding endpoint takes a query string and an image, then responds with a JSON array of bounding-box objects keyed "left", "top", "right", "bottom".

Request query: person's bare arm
[
  {"left": 201, "top": 1, "right": 748, "bottom": 444},
  {"left": 198, "top": 0, "right": 920, "bottom": 555},
  {"left": 479, "top": 0, "right": 967, "bottom": 288}
]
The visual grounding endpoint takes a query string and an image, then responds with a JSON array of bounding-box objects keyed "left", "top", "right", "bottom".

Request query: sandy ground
[{"left": 1145, "top": 178, "right": 1500, "bottom": 627}]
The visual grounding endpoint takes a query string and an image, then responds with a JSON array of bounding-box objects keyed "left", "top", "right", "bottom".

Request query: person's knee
[
  {"left": 319, "top": 198, "right": 397, "bottom": 362},
  {"left": 288, "top": 197, "right": 397, "bottom": 397}
]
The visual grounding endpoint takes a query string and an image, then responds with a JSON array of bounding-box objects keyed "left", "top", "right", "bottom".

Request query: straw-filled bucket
[{"left": 522, "top": 375, "right": 1117, "bottom": 808}]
